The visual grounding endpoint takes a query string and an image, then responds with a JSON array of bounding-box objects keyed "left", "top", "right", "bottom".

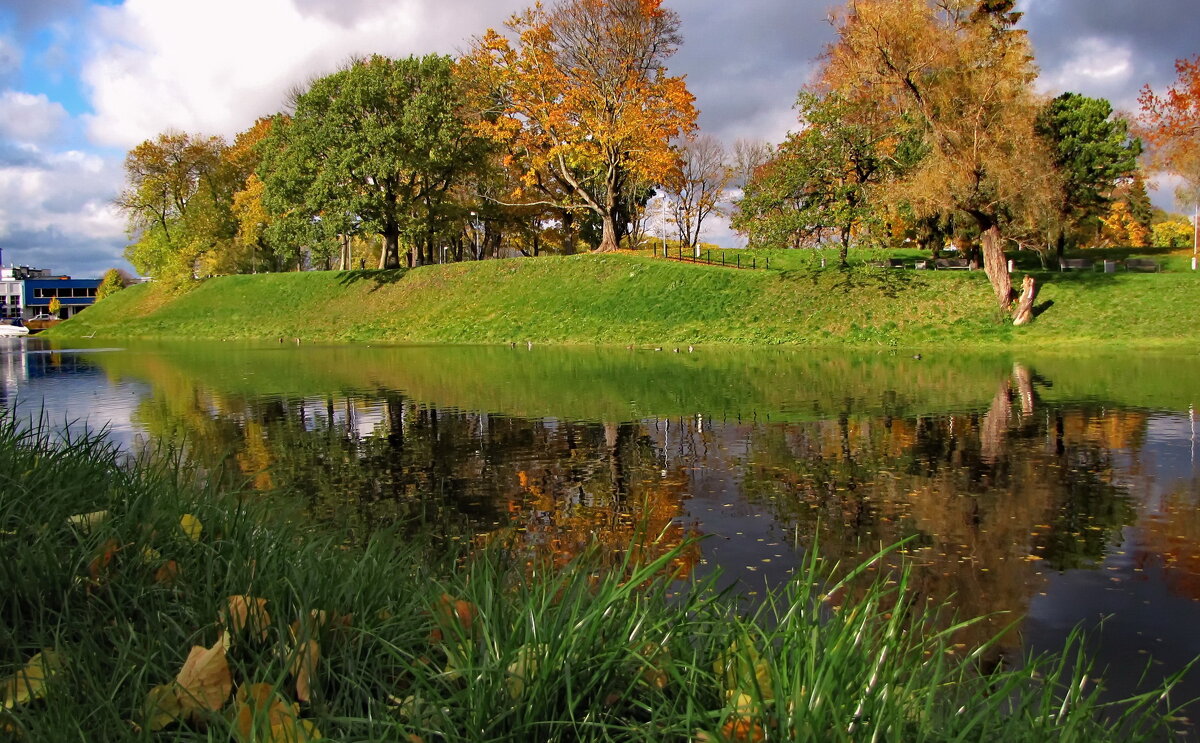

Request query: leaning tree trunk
[
  {"left": 1012, "top": 275, "right": 1037, "bottom": 326},
  {"left": 979, "top": 223, "right": 1014, "bottom": 310}
]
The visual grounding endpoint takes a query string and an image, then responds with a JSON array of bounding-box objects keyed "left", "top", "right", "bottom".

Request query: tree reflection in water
[{"left": 116, "top": 357, "right": 1200, "bottom": 675}]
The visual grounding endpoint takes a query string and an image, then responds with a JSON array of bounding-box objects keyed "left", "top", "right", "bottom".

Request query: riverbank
[
  {"left": 1, "top": 416, "right": 1189, "bottom": 741},
  {"left": 46, "top": 253, "right": 1200, "bottom": 348}
]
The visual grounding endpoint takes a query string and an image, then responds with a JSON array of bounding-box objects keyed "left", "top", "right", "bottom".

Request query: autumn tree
[
  {"left": 462, "top": 0, "right": 697, "bottom": 253},
  {"left": 734, "top": 92, "right": 910, "bottom": 265},
  {"left": 1100, "top": 201, "right": 1150, "bottom": 247},
  {"left": 1153, "top": 218, "right": 1194, "bottom": 249},
  {"left": 1035, "top": 93, "right": 1141, "bottom": 256},
  {"left": 1139, "top": 55, "right": 1200, "bottom": 210},
  {"left": 116, "top": 131, "right": 233, "bottom": 284},
  {"left": 260, "top": 55, "right": 487, "bottom": 270},
  {"left": 822, "top": 0, "right": 1058, "bottom": 313},
  {"left": 730, "top": 138, "right": 773, "bottom": 190},
  {"left": 663, "top": 136, "right": 730, "bottom": 255},
  {"left": 95, "top": 268, "right": 127, "bottom": 301}
]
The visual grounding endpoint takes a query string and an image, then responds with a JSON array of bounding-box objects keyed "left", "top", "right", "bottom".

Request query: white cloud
[
  {"left": 1034, "top": 37, "right": 1140, "bottom": 109},
  {"left": 0, "top": 91, "right": 68, "bottom": 144},
  {"left": 80, "top": 0, "right": 527, "bottom": 148},
  {"left": 0, "top": 145, "right": 125, "bottom": 273}
]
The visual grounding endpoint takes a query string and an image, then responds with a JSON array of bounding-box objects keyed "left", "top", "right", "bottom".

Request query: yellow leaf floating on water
[
  {"left": 174, "top": 639, "right": 232, "bottom": 714},
  {"left": 0, "top": 650, "right": 62, "bottom": 709},
  {"left": 180, "top": 514, "right": 202, "bottom": 541},
  {"left": 67, "top": 510, "right": 108, "bottom": 534},
  {"left": 223, "top": 596, "right": 271, "bottom": 642}
]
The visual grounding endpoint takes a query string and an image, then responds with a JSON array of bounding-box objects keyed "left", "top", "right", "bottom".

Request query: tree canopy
[
  {"left": 1036, "top": 93, "right": 1141, "bottom": 252},
  {"left": 259, "top": 54, "right": 488, "bottom": 269},
  {"left": 820, "top": 0, "right": 1058, "bottom": 310},
  {"left": 461, "top": 0, "right": 696, "bottom": 252},
  {"left": 1139, "top": 55, "right": 1200, "bottom": 208}
]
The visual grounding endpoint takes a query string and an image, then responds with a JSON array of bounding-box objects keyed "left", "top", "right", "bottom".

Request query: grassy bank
[
  {"left": 46, "top": 253, "right": 1200, "bottom": 348},
  {"left": 1, "top": 418, "right": 1192, "bottom": 741}
]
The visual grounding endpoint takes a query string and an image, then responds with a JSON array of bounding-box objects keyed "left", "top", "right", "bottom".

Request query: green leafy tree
[
  {"left": 260, "top": 54, "right": 488, "bottom": 269},
  {"left": 733, "top": 92, "right": 911, "bottom": 266},
  {"left": 1035, "top": 93, "right": 1141, "bottom": 256},
  {"left": 95, "top": 268, "right": 126, "bottom": 301},
  {"left": 116, "top": 132, "right": 234, "bottom": 284}
]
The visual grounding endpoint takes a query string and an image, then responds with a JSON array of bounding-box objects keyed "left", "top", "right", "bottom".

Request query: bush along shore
[
  {"left": 46, "top": 252, "right": 1200, "bottom": 349},
  {"left": 1, "top": 417, "right": 1193, "bottom": 741}
]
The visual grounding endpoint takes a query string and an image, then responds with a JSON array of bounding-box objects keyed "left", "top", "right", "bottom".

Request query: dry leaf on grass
[{"left": 0, "top": 650, "right": 62, "bottom": 709}]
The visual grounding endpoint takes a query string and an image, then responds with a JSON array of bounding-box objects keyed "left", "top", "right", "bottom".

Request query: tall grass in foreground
[{"left": 0, "top": 417, "right": 1192, "bottom": 741}]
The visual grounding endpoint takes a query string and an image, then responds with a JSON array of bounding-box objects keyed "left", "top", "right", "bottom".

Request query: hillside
[{"left": 46, "top": 253, "right": 1200, "bottom": 349}]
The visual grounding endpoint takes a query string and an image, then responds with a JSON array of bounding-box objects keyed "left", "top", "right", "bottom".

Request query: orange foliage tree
[
  {"left": 1139, "top": 55, "right": 1200, "bottom": 209},
  {"left": 820, "top": 0, "right": 1058, "bottom": 313},
  {"left": 461, "top": 0, "right": 697, "bottom": 253}
]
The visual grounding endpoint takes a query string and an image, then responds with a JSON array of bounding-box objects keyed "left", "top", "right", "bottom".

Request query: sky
[{"left": 0, "top": 0, "right": 1194, "bottom": 277}]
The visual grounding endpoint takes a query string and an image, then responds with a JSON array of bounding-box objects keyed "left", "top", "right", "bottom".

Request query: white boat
[{"left": 0, "top": 323, "right": 29, "bottom": 337}]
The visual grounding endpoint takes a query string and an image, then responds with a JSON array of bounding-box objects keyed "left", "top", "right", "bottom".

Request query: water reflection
[{"left": 4, "top": 341, "right": 1200, "bottom": 709}]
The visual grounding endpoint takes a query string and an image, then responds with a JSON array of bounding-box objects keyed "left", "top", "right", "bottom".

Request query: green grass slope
[{"left": 47, "top": 253, "right": 1200, "bottom": 348}]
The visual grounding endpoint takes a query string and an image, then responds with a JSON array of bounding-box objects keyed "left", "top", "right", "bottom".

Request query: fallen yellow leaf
[
  {"left": 232, "top": 684, "right": 321, "bottom": 742},
  {"left": 291, "top": 639, "right": 319, "bottom": 704},
  {"left": 180, "top": 514, "right": 202, "bottom": 541},
  {"left": 268, "top": 718, "right": 322, "bottom": 742},
  {"left": 223, "top": 596, "right": 271, "bottom": 642},
  {"left": 142, "top": 683, "right": 184, "bottom": 731},
  {"left": 0, "top": 650, "right": 61, "bottom": 709},
  {"left": 67, "top": 510, "right": 108, "bottom": 534},
  {"left": 174, "top": 640, "right": 231, "bottom": 714}
]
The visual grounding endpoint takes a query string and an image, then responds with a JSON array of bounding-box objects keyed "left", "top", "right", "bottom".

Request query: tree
[
  {"left": 1153, "top": 218, "right": 1193, "bottom": 249},
  {"left": 1035, "top": 93, "right": 1141, "bottom": 256},
  {"left": 730, "top": 139, "right": 773, "bottom": 190},
  {"left": 260, "top": 55, "right": 487, "bottom": 270},
  {"left": 116, "top": 131, "right": 232, "bottom": 283},
  {"left": 1099, "top": 201, "right": 1150, "bottom": 247},
  {"left": 462, "top": 0, "right": 697, "bottom": 252},
  {"left": 733, "top": 92, "right": 908, "bottom": 265},
  {"left": 48, "top": 297, "right": 61, "bottom": 317},
  {"left": 95, "top": 268, "right": 127, "bottom": 301},
  {"left": 821, "top": 0, "right": 1058, "bottom": 313},
  {"left": 664, "top": 136, "right": 731, "bottom": 255},
  {"left": 1139, "top": 55, "right": 1200, "bottom": 208}
]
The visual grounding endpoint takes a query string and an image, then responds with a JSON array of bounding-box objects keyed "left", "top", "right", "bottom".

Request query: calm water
[{"left": 5, "top": 337, "right": 1200, "bottom": 712}]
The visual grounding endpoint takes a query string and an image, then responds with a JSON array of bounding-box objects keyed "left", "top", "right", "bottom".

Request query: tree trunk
[
  {"left": 561, "top": 211, "right": 575, "bottom": 255},
  {"left": 595, "top": 212, "right": 620, "bottom": 252},
  {"left": 1012, "top": 275, "right": 1037, "bottom": 326},
  {"left": 979, "top": 223, "right": 1014, "bottom": 310},
  {"left": 381, "top": 227, "right": 401, "bottom": 269}
]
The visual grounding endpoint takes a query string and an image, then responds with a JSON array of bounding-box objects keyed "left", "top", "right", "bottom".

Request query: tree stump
[{"left": 1012, "top": 275, "right": 1037, "bottom": 326}]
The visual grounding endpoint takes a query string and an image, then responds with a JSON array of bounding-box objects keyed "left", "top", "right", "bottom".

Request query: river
[{"left": 4, "top": 337, "right": 1200, "bottom": 713}]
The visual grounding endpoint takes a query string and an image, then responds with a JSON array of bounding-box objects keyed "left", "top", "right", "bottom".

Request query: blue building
[{"left": 23, "top": 277, "right": 101, "bottom": 319}]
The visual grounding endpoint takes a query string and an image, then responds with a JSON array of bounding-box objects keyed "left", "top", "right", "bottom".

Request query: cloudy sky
[{"left": 0, "top": 0, "right": 1194, "bottom": 276}]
